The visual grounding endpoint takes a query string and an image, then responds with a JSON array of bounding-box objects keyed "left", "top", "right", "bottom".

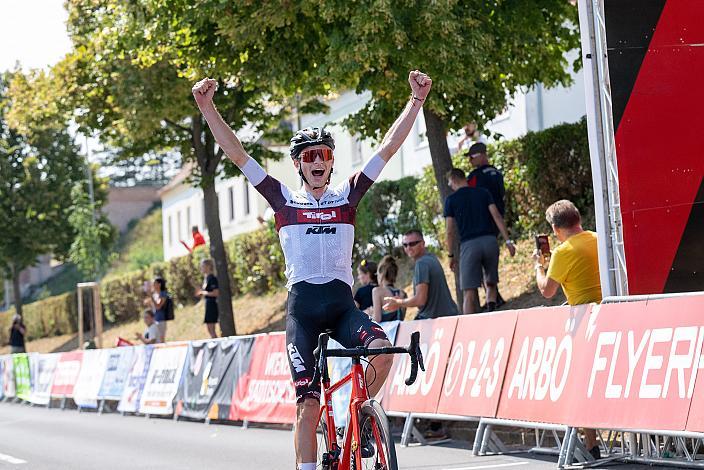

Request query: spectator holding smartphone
[
  {"left": 195, "top": 259, "right": 220, "bottom": 338},
  {"left": 144, "top": 277, "right": 168, "bottom": 343},
  {"left": 534, "top": 199, "right": 602, "bottom": 458},
  {"left": 9, "top": 314, "right": 26, "bottom": 353}
]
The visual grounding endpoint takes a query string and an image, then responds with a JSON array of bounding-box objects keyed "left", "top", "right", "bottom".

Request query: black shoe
[
  {"left": 589, "top": 445, "right": 601, "bottom": 460},
  {"left": 360, "top": 426, "right": 375, "bottom": 458},
  {"left": 487, "top": 302, "right": 497, "bottom": 312},
  {"left": 496, "top": 292, "right": 505, "bottom": 308}
]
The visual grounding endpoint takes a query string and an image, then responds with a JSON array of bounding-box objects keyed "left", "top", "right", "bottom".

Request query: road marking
[
  {"left": 444, "top": 462, "right": 529, "bottom": 470},
  {"left": 0, "top": 452, "right": 26, "bottom": 464}
]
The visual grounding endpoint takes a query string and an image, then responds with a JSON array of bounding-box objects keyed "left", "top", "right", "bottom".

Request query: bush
[
  {"left": 355, "top": 176, "right": 420, "bottom": 262},
  {"left": 0, "top": 292, "right": 78, "bottom": 345},
  {"left": 416, "top": 117, "right": 592, "bottom": 241}
]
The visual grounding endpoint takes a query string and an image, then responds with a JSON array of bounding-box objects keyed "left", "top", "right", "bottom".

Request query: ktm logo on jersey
[
  {"left": 306, "top": 226, "right": 336, "bottom": 235},
  {"left": 301, "top": 210, "right": 337, "bottom": 221}
]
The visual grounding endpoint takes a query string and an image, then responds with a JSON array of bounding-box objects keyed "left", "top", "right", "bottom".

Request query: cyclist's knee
[
  {"left": 296, "top": 396, "right": 320, "bottom": 422},
  {"left": 368, "top": 338, "right": 392, "bottom": 349},
  {"left": 368, "top": 338, "right": 394, "bottom": 371}
]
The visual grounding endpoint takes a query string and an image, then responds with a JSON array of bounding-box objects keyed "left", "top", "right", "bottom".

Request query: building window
[
  {"left": 243, "top": 183, "right": 250, "bottom": 215},
  {"left": 177, "top": 211, "right": 182, "bottom": 240},
  {"left": 351, "top": 134, "right": 363, "bottom": 166},
  {"left": 186, "top": 207, "right": 191, "bottom": 232},
  {"left": 168, "top": 215, "right": 173, "bottom": 245},
  {"left": 201, "top": 198, "right": 206, "bottom": 232},
  {"left": 229, "top": 186, "right": 235, "bottom": 221}
]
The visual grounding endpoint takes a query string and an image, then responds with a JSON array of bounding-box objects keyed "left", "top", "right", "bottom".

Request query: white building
[{"left": 160, "top": 71, "right": 585, "bottom": 261}]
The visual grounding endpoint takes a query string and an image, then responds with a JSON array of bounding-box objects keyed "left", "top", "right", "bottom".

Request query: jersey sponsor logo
[
  {"left": 305, "top": 226, "right": 337, "bottom": 235},
  {"left": 294, "top": 377, "right": 311, "bottom": 388},
  {"left": 287, "top": 343, "right": 306, "bottom": 373},
  {"left": 301, "top": 210, "right": 337, "bottom": 221},
  {"left": 321, "top": 197, "right": 345, "bottom": 206},
  {"left": 289, "top": 199, "right": 314, "bottom": 206}
]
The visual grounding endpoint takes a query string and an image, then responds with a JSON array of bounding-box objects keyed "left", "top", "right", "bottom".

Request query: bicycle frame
[{"left": 317, "top": 356, "right": 388, "bottom": 470}]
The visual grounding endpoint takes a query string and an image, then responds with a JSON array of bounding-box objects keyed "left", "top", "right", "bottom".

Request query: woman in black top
[
  {"left": 9, "top": 314, "right": 26, "bottom": 353},
  {"left": 196, "top": 259, "right": 220, "bottom": 338},
  {"left": 353, "top": 259, "right": 378, "bottom": 314},
  {"left": 373, "top": 255, "right": 407, "bottom": 322}
]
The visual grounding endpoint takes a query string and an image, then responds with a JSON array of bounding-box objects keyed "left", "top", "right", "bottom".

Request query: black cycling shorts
[{"left": 286, "top": 279, "right": 389, "bottom": 402}]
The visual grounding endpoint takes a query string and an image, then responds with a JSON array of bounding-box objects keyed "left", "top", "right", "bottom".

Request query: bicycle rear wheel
[{"left": 354, "top": 400, "right": 398, "bottom": 470}]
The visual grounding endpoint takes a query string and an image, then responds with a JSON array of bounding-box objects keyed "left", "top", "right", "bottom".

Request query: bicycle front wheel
[{"left": 354, "top": 399, "right": 398, "bottom": 470}]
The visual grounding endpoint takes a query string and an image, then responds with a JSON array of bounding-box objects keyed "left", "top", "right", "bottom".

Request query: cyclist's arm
[{"left": 376, "top": 70, "right": 431, "bottom": 162}]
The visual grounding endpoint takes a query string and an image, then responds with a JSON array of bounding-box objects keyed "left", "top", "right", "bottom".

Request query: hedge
[{"left": 0, "top": 292, "right": 79, "bottom": 345}]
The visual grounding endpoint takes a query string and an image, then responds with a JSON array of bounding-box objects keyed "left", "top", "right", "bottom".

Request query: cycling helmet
[
  {"left": 290, "top": 127, "right": 335, "bottom": 189},
  {"left": 289, "top": 127, "right": 335, "bottom": 159}
]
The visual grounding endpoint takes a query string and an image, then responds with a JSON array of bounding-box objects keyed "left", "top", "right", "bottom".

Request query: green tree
[
  {"left": 67, "top": 182, "right": 116, "bottom": 280},
  {"left": 0, "top": 73, "right": 89, "bottom": 316}
]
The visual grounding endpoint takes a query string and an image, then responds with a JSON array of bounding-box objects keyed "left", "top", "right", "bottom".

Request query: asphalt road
[{"left": 0, "top": 401, "right": 651, "bottom": 469}]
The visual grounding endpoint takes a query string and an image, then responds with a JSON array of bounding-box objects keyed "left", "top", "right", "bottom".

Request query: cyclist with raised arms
[{"left": 193, "top": 70, "right": 432, "bottom": 470}]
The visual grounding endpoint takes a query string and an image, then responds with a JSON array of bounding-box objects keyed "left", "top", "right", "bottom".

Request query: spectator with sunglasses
[
  {"left": 192, "top": 70, "right": 432, "bottom": 470},
  {"left": 383, "top": 229, "right": 458, "bottom": 320}
]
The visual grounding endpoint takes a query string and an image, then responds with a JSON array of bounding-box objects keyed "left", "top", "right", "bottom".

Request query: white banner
[
  {"left": 139, "top": 344, "right": 188, "bottom": 415},
  {"left": 98, "top": 347, "right": 135, "bottom": 400},
  {"left": 118, "top": 345, "right": 153, "bottom": 413},
  {"left": 73, "top": 349, "right": 109, "bottom": 408},
  {"left": 28, "top": 353, "right": 58, "bottom": 405},
  {"left": 2, "top": 355, "right": 15, "bottom": 399}
]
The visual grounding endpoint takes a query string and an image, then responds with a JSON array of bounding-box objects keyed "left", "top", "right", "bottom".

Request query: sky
[{"left": 0, "top": 0, "right": 72, "bottom": 72}]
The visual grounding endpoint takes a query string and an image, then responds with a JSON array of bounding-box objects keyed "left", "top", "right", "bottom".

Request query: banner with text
[
  {"left": 570, "top": 296, "right": 704, "bottom": 431},
  {"left": 437, "top": 311, "right": 518, "bottom": 417},
  {"left": 28, "top": 353, "right": 58, "bottom": 405},
  {"left": 208, "top": 337, "right": 255, "bottom": 421},
  {"left": 12, "top": 353, "right": 31, "bottom": 401},
  {"left": 98, "top": 347, "right": 135, "bottom": 401},
  {"left": 74, "top": 349, "right": 110, "bottom": 408},
  {"left": 229, "top": 333, "right": 296, "bottom": 424},
  {"left": 117, "top": 345, "right": 154, "bottom": 413},
  {"left": 51, "top": 351, "right": 84, "bottom": 398},
  {"left": 139, "top": 343, "right": 188, "bottom": 415},
  {"left": 176, "top": 338, "right": 238, "bottom": 420},
  {"left": 382, "top": 317, "right": 458, "bottom": 414},
  {"left": 497, "top": 305, "right": 590, "bottom": 424}
]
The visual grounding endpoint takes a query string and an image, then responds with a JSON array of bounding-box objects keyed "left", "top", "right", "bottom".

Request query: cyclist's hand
[
  {"left": 192, "top": 78, "right": 218, "bottom": 109},
  {"left": 409, "top": 70, "right": 432, "bottom": 101},
  {"left": 382, "top": 296, "right": 401, "bottom": 312}
]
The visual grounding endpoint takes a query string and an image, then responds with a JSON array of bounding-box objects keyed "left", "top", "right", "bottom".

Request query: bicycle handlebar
[{"left": 312, "top": 331, "right": 425, "bottom": 387}]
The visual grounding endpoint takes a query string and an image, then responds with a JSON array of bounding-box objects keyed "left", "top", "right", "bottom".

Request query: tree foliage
[{"left": 0, "top": 73, "right": 97, "bottom": 315}]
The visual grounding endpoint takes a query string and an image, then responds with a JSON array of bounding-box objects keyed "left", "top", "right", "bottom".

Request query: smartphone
[{"left": 535, "top": 234, "right": 551, "bottom": 256}]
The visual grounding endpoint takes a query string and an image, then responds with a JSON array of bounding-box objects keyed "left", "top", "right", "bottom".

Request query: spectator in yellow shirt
[{"left": 533, "top": 199, "right": 602, "bottom": 459}]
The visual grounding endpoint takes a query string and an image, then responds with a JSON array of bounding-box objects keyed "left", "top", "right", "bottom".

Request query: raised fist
[
  {"left": 192, "top": 78, "right": 218, "bottom": 108},
  {"left": 409, "top": 70, "right": 432, "bottom": 101}
]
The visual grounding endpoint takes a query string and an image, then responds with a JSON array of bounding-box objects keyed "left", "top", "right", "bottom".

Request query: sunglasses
[
  {"left": 299, "top": 147, "right": 334, "bottom": 163},
  {"left": 402, "top": 240, "right": 422, "bottom": 248}
]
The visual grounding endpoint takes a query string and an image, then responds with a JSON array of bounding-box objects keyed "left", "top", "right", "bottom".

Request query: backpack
[{"left": 165, "top": 293, "right": 175, "bottom": 321}]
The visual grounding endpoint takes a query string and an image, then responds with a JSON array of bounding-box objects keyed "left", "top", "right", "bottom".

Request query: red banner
[
  {"left": 436, "top": 311, "right": 517, "bottom": 417},
  {"left": 497, "top": 305, "right": 590, "bottom": 424},
  {"left": 382, "top": 317, "right": 458, "bottom": 414},
  {"left": 568, "top": 297, "right": 704, "bottom": 431},
  {"left": 229, "top": 333, "right": 296, "bottom": 424},
  {"left": 51, "top": 351, "right": 84, "bottom": 398}
]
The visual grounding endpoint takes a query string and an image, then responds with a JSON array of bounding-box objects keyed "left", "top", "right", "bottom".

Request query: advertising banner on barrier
[
  {"left": 139, "top": 343, "right": 188, "bottom": 415},
  {"left": 176, "top": 339, "right": 238, "bottom": 420},
  {"left": 229, "top": 333, "right": 296, "bottom": 424},
  {"left": 208, "top": 337, "right": 255, "bottom": 421},
  {"left": 74, "top": 349, "right": 109, "bottom": 408},
  {"left": 437, "top": 311, "right": 518, "bottom": 417},
  {"left": 12, "top": 353, "right": 31, "bottom": 401},
  {"left": 568, "top": 296, "right": 704, "bottom": 431},
  {"left": 2, "top": 355, "right": 15, "bottom": 398},
  {"left": 382, "top": 317, "right": 458, "bottom": 414},
  {"left": 497, "top": 305, "right": 589, "bottom": 424},
  {"left": 28, "top": 353, "right": 58, "bottom": 405},
  {"left": 329, "top": 321, "right": 400, "bottom": 426},
  {"left": 51, "top": 350, "right": 83, "bottom": 398},
  {"left": 118, "top": 345, "right": 154, "bottom": 413},
  {"left": 98, "top": 347, "right": 135, "bottom": 401}
]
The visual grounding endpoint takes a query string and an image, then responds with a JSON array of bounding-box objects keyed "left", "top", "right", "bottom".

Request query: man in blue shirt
[{"left": 444, "top": 168, "right": 515, "bottom": 314}]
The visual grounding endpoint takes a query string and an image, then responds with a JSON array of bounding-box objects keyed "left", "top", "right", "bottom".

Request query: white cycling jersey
[{"left": 241, "top": 155, "right": 385, "bottom": 289}]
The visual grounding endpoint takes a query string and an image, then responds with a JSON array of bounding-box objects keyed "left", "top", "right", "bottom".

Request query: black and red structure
[{"left": 582, "top": 0, "right": 704, "bottom": 295}]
